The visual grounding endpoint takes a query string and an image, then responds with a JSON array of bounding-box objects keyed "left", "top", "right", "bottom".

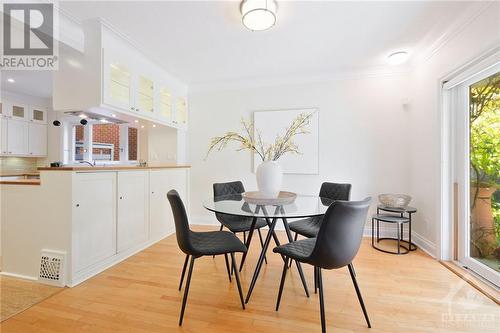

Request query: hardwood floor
[{"left": 1, "top": 225, "right": 498, "bottom": 333}]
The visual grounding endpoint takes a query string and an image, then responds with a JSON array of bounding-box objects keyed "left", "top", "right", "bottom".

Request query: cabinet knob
[
  {"left": 151, "top": 191, "right": 154, "bottom": 194},
  {"left": 130, "top": 107, "right": 134, "bottom": 110},
  {"left": 76, "top": 204, "right": 80, "bottom": 207},
  {"left": 120, "top": 196, "right": 123, "bottom": 199}
]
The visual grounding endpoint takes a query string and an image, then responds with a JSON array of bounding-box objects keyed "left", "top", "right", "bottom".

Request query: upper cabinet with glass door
[
  {"left": 175, "top": 96, "right": 188, "bottom": 130},
  {"left": 29, "top": 106, "right": 47, "bottom": 124},
  {"left": 157, "top": 85, "right": 172, "bottom": 123},
  {"left": 104, "top": 56, "right": 133, "bottom": 112},
  {"left": 137, "top": 75, "right": 154, "bottom": 114}
]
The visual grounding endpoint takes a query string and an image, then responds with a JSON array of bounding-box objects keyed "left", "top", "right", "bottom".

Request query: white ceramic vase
[{"left": 256, "top": 161, "right": 283, "bottom": 198}]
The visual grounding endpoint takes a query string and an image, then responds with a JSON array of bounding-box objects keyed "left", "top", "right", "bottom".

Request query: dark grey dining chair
[
  {"left": 289, "top": 182, "right": 352, "bottom": 239},
  {"left": 273, "top": 197, "right": 372, "bottom": 333},
  {"left": 167, "top": 190, "right": 247, "bottom": 326},
  {"left": 213, "top": 181, "right": 269, "bottom": 268}
]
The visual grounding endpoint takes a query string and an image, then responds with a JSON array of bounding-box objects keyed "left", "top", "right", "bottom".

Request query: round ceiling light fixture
[
  {"left": 241, "top": 0, "right": 277, "bottom": 31},
  {"left": 387, "top": 51, "right": 409, "bottom": 65}
]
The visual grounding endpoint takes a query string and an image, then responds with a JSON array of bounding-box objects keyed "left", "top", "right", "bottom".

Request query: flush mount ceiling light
[
  {"left": 7, "top": 78, "right": 15, "bottom": 83},
  {"left": 387, "top": 51, "right": 409, "bottom": 65},
  {"left": 241, "top": 0, "right": 277, "bottom": 31}
]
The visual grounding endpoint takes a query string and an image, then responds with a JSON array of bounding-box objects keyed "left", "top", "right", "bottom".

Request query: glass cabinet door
[
  {"left": 159, "top": 87, "right": 172, "bottom": 120},
  {"left": 30, "top": 106, "right": 47, "bottom": 124},
  {"left": 10, "top": 103, "right": 27, "bottom": 120},
  {"left": 176, "top": 97, "right": 188, "bottom": 126},
  {"left": 137, "top": 76, "right": 154, "bottom": 113},
  {"left": 108, "top": 62, "right": 132, "bottom": 110}
]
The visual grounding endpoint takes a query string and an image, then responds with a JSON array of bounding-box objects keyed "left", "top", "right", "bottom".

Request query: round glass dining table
[{"left": 203, "top": 194, "right": 334, "bottom": 304}]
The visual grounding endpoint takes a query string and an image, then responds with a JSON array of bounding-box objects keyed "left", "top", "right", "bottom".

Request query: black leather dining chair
[
  {"left": 289, "top": 182, "right": 351, "bottom": 239},
  {"left": 213, "top": 181, "right": 269, "bottom": 268},
  {"left": 273, "top": 198, "right": 372, "bottom": 333},
  {"left": 167, "top": 190, "right": 247, "bottom": 326}
]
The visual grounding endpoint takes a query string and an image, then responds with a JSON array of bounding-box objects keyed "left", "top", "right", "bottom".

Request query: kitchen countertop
[
  {"left": 0, "top": 173, "right": 41, "bottom": 185},
  {"left": 0, "top": 179, "right": 41, "bottom": 185},
  {"left": 37, "top": 164, "right": 191, "bottom": 171}
]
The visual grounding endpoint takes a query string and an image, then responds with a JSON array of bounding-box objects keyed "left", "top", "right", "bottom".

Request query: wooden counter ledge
[{"left": 37, "top": 164, "right": 191, "bottom": 171}]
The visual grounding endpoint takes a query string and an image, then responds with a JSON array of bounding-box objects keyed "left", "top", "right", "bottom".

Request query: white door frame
[{"left": 440, "top": 49, "right": 499, "bottom": 286}]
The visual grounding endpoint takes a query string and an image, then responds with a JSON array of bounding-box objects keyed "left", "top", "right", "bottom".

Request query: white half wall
[{"left": 188, "top": 74, "right": 412, "bottom": 228}]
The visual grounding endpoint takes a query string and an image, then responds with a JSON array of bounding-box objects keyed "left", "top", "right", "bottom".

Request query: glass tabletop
[{"left": 203, "top": 194, "right": 334, "bottom": 219}]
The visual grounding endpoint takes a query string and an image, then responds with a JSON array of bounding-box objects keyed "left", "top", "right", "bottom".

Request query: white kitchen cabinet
[
  {"left": 103, "top": 48, "right": 134, "bottom": 112},
  {"left": 73, "top": 172, "right": 117, "bottom": 273},
  {"left": 6, "top": 119, "right": 29, "bottom": 155},
  {"left": 28, "top": 123, "right": 47, "bottom": 156},
  {"left": 149, "top": 170, "right": 174, "bottom": 240},
  {"left": 117, "top": 171, "right": 150, "bottom": 252},
  {"left": 53, "top": 21, "right": 188, "bottom": 129},
  {"left": 29, "top": 106, "right": 48, "bottom": 124},
  {"left": 174, "top": 96, "right": 188, "bottom": 130},
  {"left": 5, "top": 101, "right": 29, "bottom": 121},
  {"left": 0, "top": 117, "right": 7, "bottom": 154}
]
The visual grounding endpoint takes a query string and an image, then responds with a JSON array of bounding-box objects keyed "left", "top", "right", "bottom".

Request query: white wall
[
  {"left": 188, "top": 75, "right": 411, "bottom": 225},
  {"left": 408, "top": 2, "right": 500, "bottom": 256}
]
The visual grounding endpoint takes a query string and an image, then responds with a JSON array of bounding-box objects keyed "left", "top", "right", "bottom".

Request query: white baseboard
[{"left": 0, "top": 271, "right": 38, "bottom": 281}]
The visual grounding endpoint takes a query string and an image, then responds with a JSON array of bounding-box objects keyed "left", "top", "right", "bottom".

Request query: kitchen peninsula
[{"left": 1, "top": 165, "right": 190, "bottom": 286}]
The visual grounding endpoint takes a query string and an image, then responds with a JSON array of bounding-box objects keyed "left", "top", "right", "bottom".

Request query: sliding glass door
[{"left": 455, "top": 65, "right": 499, "bottom": 286}]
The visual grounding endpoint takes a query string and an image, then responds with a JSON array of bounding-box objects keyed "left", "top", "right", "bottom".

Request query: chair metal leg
[
  {"left": 317, "top": 267, "right": 326, "bottom": 333},
  {"left": 282, "top": 216, "right": 309, "bottom": 298},
  {"left": 294, "top": 232, "right": 298, "bottom": 241},
  {"left": 243, "top": 231, "right": 246, "bottom": 244},
  {"left": 230, "top": 252, "right": 245, "bottom": 310},
  {"left": 276, "top": 257, "right": 290, "bottom": 311},
  {"left": 240, "top": 223, "right": 257, "bottom": 271},
  {"left": 178, "top": 254, "right": 190, "bottom": 291},
  {"left": 257, "top": 228, "right": 268, "bottom": 264},
  {"left": 348, "top": 264, "right": 371, "bottom": 328},
  {"left": 179, "top": 256, "right": 195, "bottom": 326},
  {"left": 314, "top": 266, "right": 318, "bottom": 294},
  {"left": 213, "top": 225, "right": 224, "bottom": 258},
  {"left": 224, "top": 253, "right": 232, "bottom": 282}
]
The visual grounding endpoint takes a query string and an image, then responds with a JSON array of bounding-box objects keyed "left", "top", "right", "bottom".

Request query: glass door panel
[
  {"left": 109, "top": 62, "right": 132, "bottom": 107},
  {"left": 176, "top": 97, "right": 187, "bottom": 125},
  {"left": 159, "top": 87, "right": 172, "bottom": 119},
  {"left": 138, "top": 76, "right": 154, "bottom": 113},
  {"left": 468, "top": 71, "right": 499, "bottom": 275}
]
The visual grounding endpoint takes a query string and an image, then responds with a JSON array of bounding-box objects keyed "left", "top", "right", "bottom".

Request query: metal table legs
[{"left": 244, "top": 205, "right": 310, "bottom": 304}]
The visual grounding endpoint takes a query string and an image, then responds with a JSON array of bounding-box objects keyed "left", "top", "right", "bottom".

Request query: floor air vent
[{"left": 38, "top": 250, "right": 66, "bottom": 287}]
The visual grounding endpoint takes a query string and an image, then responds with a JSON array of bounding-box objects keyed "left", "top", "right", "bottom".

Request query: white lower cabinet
[
  {"left": 149, "top": 170, "right": 173, "bottom": 240},
  {"left": 73, "top": 172, "right": 117, "bottom": 273},
  {"left": 70, "top": 168, "right": 187, "bottom": 284},
  {"left": 117, "top": 171, "right": 149, "bottom": 252}
]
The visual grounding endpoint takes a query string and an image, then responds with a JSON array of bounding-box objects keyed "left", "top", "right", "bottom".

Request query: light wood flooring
[{"left": 1, "top": 225, "right": 498, "bottom": 333}]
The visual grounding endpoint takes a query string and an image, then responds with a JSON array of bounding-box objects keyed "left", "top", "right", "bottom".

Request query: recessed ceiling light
[
  {"left": 152, "top": 124, "right": 156, "bottom": 128},
  {"left": 100, "top": 118, "right": 108, "bottom": 123},
  {"left": 134, "top": 119, "right": 139, "bottom": 123},
  {"left": 387, "top": 51, "right": 409, "bottom": 65},
  {"left": 141, "top": 125, "right": 145, "bottom": 129},
  {"left": 111, "top": 114, "right": 116, "bottom": 117},
  {"left": 241, "top": 0, "right": 277, "bottom": 31},
  {"left": 7, "top": 78, "right": 15, "bottom": 83},
  {"left": 78, "top": 114, "right": 88, "bottom": 119}
]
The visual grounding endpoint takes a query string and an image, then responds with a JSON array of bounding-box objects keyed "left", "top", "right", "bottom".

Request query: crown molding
[
  {"left": 411, "top": 1, "right": 495, "bottom": 68},
  {"left": 189, "top": 67, "right": 411, "bottom": 93}
]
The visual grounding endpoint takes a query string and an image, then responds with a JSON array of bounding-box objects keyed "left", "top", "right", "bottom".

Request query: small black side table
[{"left": 371, "top": 205, "right": 417, "bottom": 255}]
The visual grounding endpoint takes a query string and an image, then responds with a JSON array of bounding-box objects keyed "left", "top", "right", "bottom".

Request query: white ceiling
[
  {"left": 1, "top": 70, "right": 53, "bottom": 99},
  {"left": 59, "top": 1, "right": 478, "bottom": 86}
]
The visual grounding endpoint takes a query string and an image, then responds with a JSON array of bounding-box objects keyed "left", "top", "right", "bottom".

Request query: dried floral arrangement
[{"left": 206, "top": 112, "right": 313, "bottom": 162}]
